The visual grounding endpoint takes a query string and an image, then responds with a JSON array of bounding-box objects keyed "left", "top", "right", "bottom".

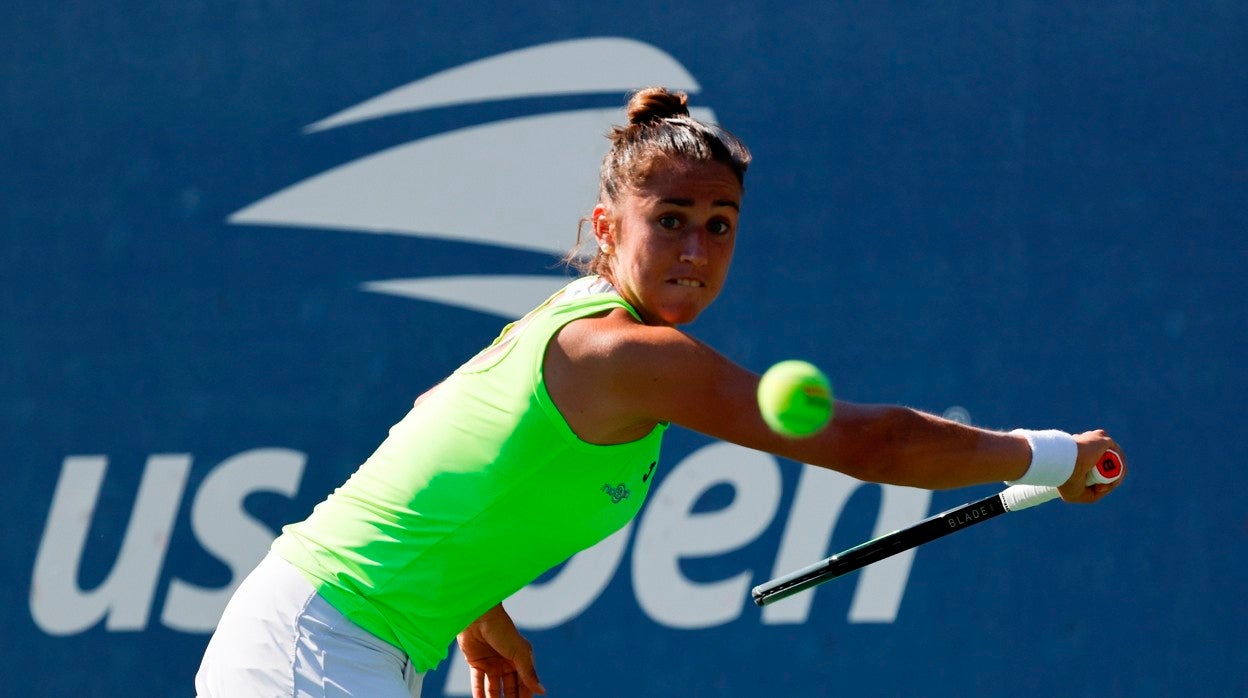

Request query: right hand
[{"left": 1059, "top": 429, "right": 1126, "bottom": 504}]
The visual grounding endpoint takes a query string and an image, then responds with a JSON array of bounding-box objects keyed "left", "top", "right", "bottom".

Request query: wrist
[{"left": 1006, "top": 429, "right": 1077, "bottom": 487}]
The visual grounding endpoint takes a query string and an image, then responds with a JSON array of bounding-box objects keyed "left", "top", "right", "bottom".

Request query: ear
[{"left": 591, "top": 203, "right": 615, "bottom": 253}]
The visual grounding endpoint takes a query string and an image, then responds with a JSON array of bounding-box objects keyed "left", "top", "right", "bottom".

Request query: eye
[
  {"left": 658, "top": 215, "right": 681, "bottom": 230},
  {"left": 707, "top": 219, "right": 733, "bottom": 235}
]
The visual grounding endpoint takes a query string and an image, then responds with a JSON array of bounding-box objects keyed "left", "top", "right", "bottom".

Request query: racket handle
[{"left": 1001, "top": 450, "right": 1124, "bottom": 512}]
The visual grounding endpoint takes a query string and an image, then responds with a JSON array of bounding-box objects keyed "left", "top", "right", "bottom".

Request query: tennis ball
[{"left": 757, "top": 360, "right": 834, "bottom": 437}]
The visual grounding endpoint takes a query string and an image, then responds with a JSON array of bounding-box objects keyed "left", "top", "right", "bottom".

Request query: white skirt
[{"left": 195, "top": 552, "right": 424, "bottom": 697}]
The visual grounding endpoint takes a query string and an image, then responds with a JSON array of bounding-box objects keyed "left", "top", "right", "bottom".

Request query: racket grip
[{"left": 1000, "top": 485, "right": 1060, "bottom": 511}]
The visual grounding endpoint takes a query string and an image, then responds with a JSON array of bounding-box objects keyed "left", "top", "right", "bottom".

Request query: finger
[
  {"left": 518, "top": 672, "right": 541, "bottom": 697},
  {"left": 511, "top": 651, "right": 546, "bottom": 695},
  {"left": 472, "top": 668, "right": 485, "bottom": 698},
  {"left": 504, "top": 671, "right": 519, "bottom": 698},
  {"left": 485, "top": 673, "right": 502, "bottom": 698}
]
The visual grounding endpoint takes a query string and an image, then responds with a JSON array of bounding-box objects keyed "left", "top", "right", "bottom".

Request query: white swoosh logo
[
  {"left": 228, "top": 37, "right": 714, "bottom": 319},
  {"left": 304, "top": 37, "right": 701, "bottom": 133}
]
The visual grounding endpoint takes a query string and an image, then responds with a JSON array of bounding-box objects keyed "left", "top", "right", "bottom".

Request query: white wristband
[{"left": 1007, "top": 429, "right": 1077, "bottom": 487}]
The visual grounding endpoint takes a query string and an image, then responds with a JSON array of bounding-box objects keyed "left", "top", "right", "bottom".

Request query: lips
[{"left": 670, "top": 278, "right": 705, "bottom": 287}]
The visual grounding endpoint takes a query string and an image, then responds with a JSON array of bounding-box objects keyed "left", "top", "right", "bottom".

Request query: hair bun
[{"left": 627, "top": 87, "right": 690, "bottom": 125}]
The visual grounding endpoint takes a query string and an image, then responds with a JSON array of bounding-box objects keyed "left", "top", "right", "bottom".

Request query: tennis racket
[{"left": 751, "top": 450, "right": 1124, "bottom": 607}]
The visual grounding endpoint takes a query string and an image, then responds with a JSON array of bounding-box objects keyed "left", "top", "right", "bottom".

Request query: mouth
[{"left": 669, "top": 278, "right": 705, "bottom": 288}]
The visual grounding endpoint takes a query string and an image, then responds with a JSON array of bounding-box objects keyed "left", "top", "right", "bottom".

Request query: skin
[
  {"left": 457, "top": 156, "right": 1126, "bottom": 696},
  {"left": 457, "top": 605, "right": 544, "bottom": 698}
]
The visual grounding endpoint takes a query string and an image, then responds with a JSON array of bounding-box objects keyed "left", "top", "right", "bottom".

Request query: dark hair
[{"left": 567, "top": 87, "right": 752, "bottom": 276}]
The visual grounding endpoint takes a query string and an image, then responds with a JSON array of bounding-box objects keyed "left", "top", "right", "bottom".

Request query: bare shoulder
[
  {"left": 552, "top": 308, "right": 713, "bottom": 383},
  {"left": 541, "top": 309, "right": 647, "bottom": 441},
  {"left": 549, "top": 309, "right": 748, "bottom": 431}
]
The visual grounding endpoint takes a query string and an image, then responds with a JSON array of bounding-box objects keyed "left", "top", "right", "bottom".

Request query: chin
[
  {"left": 657, "top": 305, "right": 706, "bottom": 327},
  {"left": 639, "top": 288, "right": 718, "bottom": 326}
]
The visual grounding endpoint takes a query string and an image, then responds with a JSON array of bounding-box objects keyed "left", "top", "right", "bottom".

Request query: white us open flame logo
[{"left": 228, "top": 37, "right": 715, "bottom": 320}]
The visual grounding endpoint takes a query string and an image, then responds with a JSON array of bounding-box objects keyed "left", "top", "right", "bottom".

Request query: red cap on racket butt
[{"left": 1087, "top": 450, "right": 1124, "bottom": 485}]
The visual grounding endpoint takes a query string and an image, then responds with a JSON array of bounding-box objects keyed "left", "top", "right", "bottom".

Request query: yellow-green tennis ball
[{"left": 757, "top": 360, "right": 834, "bottom": 437}]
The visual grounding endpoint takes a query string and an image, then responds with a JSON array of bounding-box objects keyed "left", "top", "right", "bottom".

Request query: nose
[{"left": 678, "top": 228, "right": 709, "bottom": 266}]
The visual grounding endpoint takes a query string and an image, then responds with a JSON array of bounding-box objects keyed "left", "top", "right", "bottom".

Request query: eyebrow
[{"left": 659, "top": 197, "right": 741, "bottom": 211}]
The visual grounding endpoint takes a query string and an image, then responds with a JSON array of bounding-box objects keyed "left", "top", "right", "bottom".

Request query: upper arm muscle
[{"left": 545, "top": 310, "right": 926, "bottom": 483}]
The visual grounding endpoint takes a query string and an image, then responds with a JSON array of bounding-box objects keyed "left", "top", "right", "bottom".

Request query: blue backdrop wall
[{"left": 3, "top": 2, "right": 1245, "bottom": 696}]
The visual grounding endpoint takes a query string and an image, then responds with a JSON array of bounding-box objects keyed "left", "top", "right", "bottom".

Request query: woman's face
[{"left": 593, "top": 158, "right": 742, "bottom": 327}]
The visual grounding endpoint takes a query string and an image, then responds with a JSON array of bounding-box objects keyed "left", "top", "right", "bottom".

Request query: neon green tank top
[{"left": 272, "top": 276, "right": 667, "bottom": 671}]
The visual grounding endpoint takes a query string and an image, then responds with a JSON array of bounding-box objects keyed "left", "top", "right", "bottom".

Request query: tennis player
[{"left": 195, "top": 87, "right": 1126, "bottom": 698}]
